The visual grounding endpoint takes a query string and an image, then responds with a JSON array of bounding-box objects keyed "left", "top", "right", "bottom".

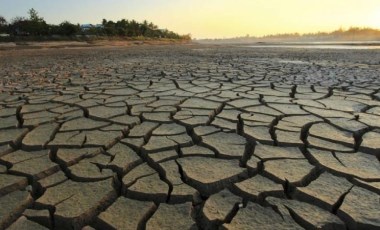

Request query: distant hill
[{"left": 197, "top": 27, "right": 380, "bottom": 44}]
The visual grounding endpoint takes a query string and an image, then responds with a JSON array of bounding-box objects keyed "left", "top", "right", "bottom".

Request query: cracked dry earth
[{"left": 0, "top": 45, "right": 379, "bottom": 230}]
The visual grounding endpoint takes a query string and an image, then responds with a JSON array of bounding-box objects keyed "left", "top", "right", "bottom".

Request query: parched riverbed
[{"left": 0, "top": 44, "right": 379, "bottom": 229}]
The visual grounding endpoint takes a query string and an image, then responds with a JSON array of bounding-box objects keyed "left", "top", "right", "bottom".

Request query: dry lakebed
[{"left": 0, "top": 44, "right": 379, "bottom": 229}]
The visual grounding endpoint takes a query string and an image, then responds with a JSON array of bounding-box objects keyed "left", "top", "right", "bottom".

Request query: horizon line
[{"left": 196, "top": 26, "right": 380, "bottom": 40}]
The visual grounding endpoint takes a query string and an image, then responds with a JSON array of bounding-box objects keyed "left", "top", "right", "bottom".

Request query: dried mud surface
[{"left": 0, "top": 44, "right": 379, "bottom": 229}]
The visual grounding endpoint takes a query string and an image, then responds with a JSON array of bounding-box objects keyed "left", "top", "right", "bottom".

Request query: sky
[{"left": 0, "top": 0, "right": 379, "bottom": 39}]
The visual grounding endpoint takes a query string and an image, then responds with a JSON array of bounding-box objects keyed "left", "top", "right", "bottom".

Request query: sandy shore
[
  {"left": 0, "top": 44, "right": 379, "bottom": 229},
  {"left": 0, "top": 39, "right": 191, "bottom": 50}
]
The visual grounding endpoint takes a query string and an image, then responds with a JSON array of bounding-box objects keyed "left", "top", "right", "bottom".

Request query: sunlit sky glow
[{"left": 0, "top": 0, "right": 379, "bottom": 39}]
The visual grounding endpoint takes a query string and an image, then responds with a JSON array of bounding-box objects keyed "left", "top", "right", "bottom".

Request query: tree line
[
  {"left": 259, "top": 27, "right": 380, "bottom": 41},
  {"left": 199, "top": 27, "right": 380, "bottom": 43},
  {"left": 0, "top": 8, "right": 191, "bottom": 40}
]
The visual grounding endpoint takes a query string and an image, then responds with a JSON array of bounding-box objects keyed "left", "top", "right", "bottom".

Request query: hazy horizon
[{"left": 0, "top": 0, "right": 379, "bottom": 39}]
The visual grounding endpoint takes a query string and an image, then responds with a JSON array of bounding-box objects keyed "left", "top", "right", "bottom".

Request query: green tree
[
  {"left": 10, "top": 16, "right": 28, "bottom": 35},
  {"left": 115, "top": 19, "right": 128, "bottom": 36},
  {"left": 128, "top": 20, "right": 139, "bottom": 36},
  {"left": 103, "top": 20, "right": 117, "bottom": 36},
  {"left": 148, "top": 22, "right": 158, "bottom": 30},
  {"left": 57, "top": 21, "right": 80, "bottom": 36},
  {"left": 0, "top": 16, "right": 7, "bottom": 33},
  {"left": 26, "top": 8, "right": 48, "bottom": 35},
  {"left": 140, "top": 20, "right": 149, "bottom": 36},
  {"left": 181, "top": 34, "right": 192, "bottom": 40},
  {"left": 102, "top": 19, "right": 107, "bottom": 26},
  {"left": 0, "top": 16, "right": 6, "bottom": 25},
  {"left": 28, "top": 8, "right": 42, "bottom": 22}
]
